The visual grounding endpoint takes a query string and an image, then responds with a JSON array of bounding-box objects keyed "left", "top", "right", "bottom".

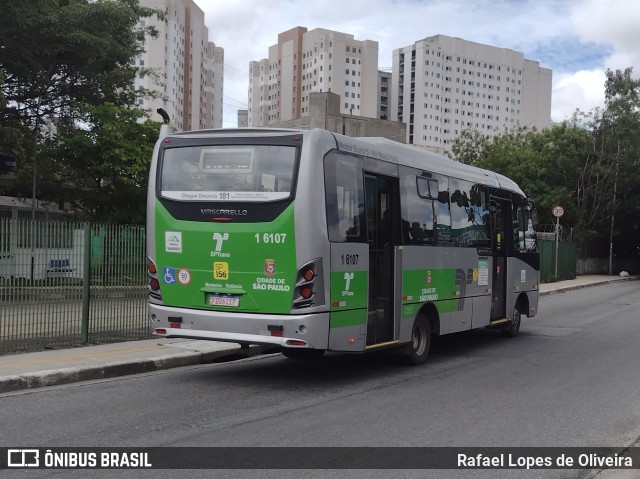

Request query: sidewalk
[{"left": 0, "top": 274, "right": 637, "bottom": 395}]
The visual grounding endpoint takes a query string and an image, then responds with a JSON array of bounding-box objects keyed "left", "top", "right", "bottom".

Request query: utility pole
[{"left": 608, "top": 140, "right": 620, "bottom": 276}]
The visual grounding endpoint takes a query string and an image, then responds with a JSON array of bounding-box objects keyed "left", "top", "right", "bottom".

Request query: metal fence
[
  {"left": 0, "top": 218, "right": 149, "bottom": 354},
  {"left": 539, "top": 239, "right": 577, "bottom": 283},
  {"left": 0, "top": 217, "right": 588, "bottom": 353}
]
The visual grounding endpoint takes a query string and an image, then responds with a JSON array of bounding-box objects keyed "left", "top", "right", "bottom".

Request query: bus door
[
  {"left": 364, "top": 174, "right": 399, "bottom": 346},
  {"left": 489, "top": 196, "right": 511, "bottom": 319}
]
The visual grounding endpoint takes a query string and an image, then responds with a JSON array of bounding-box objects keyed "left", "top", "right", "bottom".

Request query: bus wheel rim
[{"left": 412, "top": 322, "right": 427, "bottom": 355}]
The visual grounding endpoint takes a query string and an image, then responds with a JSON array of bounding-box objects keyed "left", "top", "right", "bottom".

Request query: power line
[
  {"left": 223, "top": 95, "right": 247, "bottom": 108},
  {"left": 223, "top": 102, "right": 247, "bottom": 111},
  {"left": 223, "top": 63, "right": 249, "bottom": 76}
]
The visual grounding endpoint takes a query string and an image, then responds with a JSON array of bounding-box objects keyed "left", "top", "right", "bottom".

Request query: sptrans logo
[{"left": 211, "top": 233, "right": 230, "bottom": 258}]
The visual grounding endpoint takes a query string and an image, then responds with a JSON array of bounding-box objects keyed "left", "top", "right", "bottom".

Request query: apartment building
[
  {"left": 237, "top": 109, "right": 248, "bottom": 127},
  {"left": 248, "top": 27, "right": 379, "bottom": 127},
  {"left": 391, "top": 35, "right": 552, "bottom": 153},
  {"left": 378, "top": 70, "right": 392, "bottom": 120},
  {"left": 135, "top": 0, "right": 223, "bottom": 130}
]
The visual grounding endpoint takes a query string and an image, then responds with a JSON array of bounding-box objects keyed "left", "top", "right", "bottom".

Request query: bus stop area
[{"left": 0, "top": 274, "right": 637, "bottom": 395}]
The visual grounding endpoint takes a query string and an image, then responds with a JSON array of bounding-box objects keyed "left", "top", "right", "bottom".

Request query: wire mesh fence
[{"left": 0, "top": 218, "right": 149, "bottom": 354}]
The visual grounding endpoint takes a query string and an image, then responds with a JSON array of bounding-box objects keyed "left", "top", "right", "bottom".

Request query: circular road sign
[{"left": 552, "top": 205, "right": 565, "bottom": 218}]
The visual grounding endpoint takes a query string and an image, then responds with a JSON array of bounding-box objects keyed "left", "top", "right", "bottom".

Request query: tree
[
  {"left": 42, "top": 103, "right": 160, "bottom": 224},
  {"left": 449, "top": 67, "right": 640, "bottom": 259},
  {"left": 597, "top": 68, "right": 640, "bottom": 258},
  {"left": 0, "top": 0, "right": 163, "bottom": 217},
  {"left": 0, "top": 0, "right": 162, "bottom": 125},
  {"left": 450, "top": 125, "right": 584, "bottom": 225}
]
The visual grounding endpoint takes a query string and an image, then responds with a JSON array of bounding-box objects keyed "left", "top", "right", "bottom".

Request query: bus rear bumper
[{"left": 149, "top": 303, "right": 330, "bottom": 349}]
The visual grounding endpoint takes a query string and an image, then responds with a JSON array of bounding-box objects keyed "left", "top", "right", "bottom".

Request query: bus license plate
[{"left": 209, "top": 295, "right": 239, "bottom": 307}]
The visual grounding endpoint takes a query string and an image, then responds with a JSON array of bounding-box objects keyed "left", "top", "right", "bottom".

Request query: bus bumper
[{"left": 148, "top": 303, "right": 330, "bottom": 349}]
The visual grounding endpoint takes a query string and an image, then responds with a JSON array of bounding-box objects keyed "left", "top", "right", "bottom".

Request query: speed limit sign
[{"left": 552, "top": 205, "right": 564, "bottom": 218}]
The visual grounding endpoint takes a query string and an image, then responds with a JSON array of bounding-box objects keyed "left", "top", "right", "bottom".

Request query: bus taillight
[
  {"left": 148, "top": 258, "right": 162, "bottom": 299},
  {"left": 302, "top": 267, "right": 315, "bottom": 282},
  {"left": 292, "top": 258, "right": 325, "bottom": 309}
]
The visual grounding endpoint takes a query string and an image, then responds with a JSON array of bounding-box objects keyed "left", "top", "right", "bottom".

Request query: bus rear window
[{"left": 160, "top": 145, "right": 297, "bottom": 202}]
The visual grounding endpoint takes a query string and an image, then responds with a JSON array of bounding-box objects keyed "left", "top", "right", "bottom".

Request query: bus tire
[
  {"left": 281, "top": 348, "right": 325, "bottom": 360},
  {"left": 501, "top": 303, "right": 522, "bottom": 337},
  {"left": 406, "top": 315, "right": 431, "bottom": 365}
]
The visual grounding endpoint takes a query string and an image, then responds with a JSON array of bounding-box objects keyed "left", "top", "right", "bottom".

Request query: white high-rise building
[
  {"left": 391, "top": 35, "right": 552, "bottom": 153},
  {"left": 249, "top": 27, "right": 379, "bottom": 127},
  {"left": 135, "top": 0, "right": 223, "bottom": 130},
  {"left": 378, "top": 70, "right": 392, "bottom": 120}
]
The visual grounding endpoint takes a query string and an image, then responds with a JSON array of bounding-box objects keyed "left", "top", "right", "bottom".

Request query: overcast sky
[{"left": 202, "top": 0, "right": 640, "bottom": 128}]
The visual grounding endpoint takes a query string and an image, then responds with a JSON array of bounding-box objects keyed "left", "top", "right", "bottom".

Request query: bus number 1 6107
[
  {"left": 255, "top": 233, "right": 287, "bottom": 244},
  {"left": 341, "top": 254, "right": 359, "bottom": 265}
]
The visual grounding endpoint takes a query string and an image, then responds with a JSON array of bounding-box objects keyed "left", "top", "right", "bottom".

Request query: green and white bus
[{"left": 147, "top": 126, "right": 539, "bottom": 364}]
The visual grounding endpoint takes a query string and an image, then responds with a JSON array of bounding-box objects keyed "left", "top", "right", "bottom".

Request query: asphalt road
[{"left": 2, "top": 282, "right": 639, "bottom": 479}]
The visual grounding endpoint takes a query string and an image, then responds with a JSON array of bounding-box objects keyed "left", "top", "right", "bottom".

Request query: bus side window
[
  {"left": 399, "top": 167, "right": 435, "bottom": 245},
  {"left": 324, "top": 152, "right": 366, "bottom": 243},
  {"left": 450, "top": 180, "right": 490, "bottom": 247},
  {"left": 513, "top": 197, "right": 538, "bottom": 252}
]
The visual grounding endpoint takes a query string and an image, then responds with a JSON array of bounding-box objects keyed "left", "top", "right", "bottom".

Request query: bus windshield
[{"left": 160, "top": 144, "right": 297, "bottom": 202}]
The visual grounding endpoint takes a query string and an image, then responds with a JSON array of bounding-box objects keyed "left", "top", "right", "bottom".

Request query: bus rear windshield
[{"left": 160, "top": 145, "right": 297, "bottom": 202}]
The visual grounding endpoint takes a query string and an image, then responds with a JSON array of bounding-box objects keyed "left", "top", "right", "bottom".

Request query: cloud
[{"left": 551, "top": 69, "right": 607, "bottom": 121}]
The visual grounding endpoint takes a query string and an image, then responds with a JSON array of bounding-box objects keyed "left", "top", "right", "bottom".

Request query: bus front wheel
[
  {"left": 281, "top": 348, "right": 325, "bottom": 360},
  {"left": 406, "top": 316, "right": 431, "bottom": 365},
  {"left": 501, "top": 303, "right": 522, "bottom": 337}
]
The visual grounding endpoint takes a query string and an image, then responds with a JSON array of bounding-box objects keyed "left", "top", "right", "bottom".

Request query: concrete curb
[
  {"left": 0, "top": 345, "right": 271, "bottom": 394},
  {"left": 540, "top": 276, "right": 637, "bottom": 296}
]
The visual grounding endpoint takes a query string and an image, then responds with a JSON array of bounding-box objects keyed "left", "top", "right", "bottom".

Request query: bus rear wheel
[
  {"left": 406, "top": 316, "right": 431, "bottom": 365},
  {"left": 501, "top": 303, "right": 522, "bottom": 337},
  {"left": 281, "top": 348, "right": 325, "bottom": 360}
]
